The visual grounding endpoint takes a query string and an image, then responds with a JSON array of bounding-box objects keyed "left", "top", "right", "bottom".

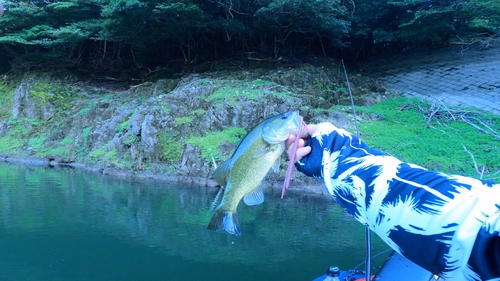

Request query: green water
[{"left": 0, "top": 163, "right": 389, "bottom": 281}]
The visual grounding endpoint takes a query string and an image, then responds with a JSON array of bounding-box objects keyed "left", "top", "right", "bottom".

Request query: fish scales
[
  {"left": 219, "top": 138, "right": 284, "bottom": 212},
  {"left": 207, "top": 111, "right": 302, "bottom": 235}
]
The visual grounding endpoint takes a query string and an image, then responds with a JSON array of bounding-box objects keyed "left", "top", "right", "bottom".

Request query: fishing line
[
  {"left": 340, "top": 60, "right": 360, "bottom": 139},
  {"left": 340, "top": 59, "right": 370, "bottom": 281}
]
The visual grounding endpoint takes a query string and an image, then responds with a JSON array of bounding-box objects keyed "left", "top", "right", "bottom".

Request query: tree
[
  {"left": 0, "top": 0, "right": 103, "bottom": 70},
  {"left": 387, "top": 0, "right": 500, "bottom": 48},
  {"left": 0, "top": 0, "right": 498, "bottom": 75},
  {"left": 254, "top": 0, "right": 349, "bottom": 57}
]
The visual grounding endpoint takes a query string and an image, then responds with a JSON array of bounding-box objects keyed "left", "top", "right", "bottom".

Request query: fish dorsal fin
[
  {"left": 243, "top": 186, "right": 265, "bottom": 206},
  {"left": 271, "top": 157, "right": 281, "bottom": 173},
  {"left": 213, "top": 159, "right": 231, "bottom": 186},
  {"left": 253, "top": 146, "right": 269, "bottom": 158}
]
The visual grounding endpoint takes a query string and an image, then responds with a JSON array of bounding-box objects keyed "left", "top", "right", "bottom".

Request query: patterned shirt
[{"left": 295, "top": 126, "right": 500, "bottom": 281}]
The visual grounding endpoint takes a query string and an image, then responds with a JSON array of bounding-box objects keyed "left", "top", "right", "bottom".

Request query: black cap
[{"left": 326, "top": 266, "right": 340, "bottom": 277}]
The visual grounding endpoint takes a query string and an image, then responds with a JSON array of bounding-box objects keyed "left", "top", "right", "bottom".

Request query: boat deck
[
  {"left": 375, "top": 251, "right": 437, "bottom": 281},
  {"left": 313, "top": 251, "right": 445, "bottom": 281}
]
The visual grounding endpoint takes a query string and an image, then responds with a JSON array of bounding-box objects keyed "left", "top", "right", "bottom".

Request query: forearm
[{"left": 295, "top": 125, "right": 500, "bottom": 280}]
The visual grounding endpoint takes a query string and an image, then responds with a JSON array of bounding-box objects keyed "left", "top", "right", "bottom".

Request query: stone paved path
[{"left": 365, "top": 44, "right": 500, "bottom": 115}]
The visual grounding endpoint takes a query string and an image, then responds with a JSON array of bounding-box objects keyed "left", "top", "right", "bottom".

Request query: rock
[
  {"left": 140, "top": 113, "right": 158, "bottom": 156},
  {"left": 0, "top": 66, "right": 389, "bottom": 189},
  {"left": 129, "top": 111, "right": 144, "bottom": 136},
  {"left": 12, "top": 78, "right": 56, "bottom": 121}
]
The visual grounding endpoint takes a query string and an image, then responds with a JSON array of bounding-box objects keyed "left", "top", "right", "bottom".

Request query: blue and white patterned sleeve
[{"left": 295, "top": 125, "right": 500, "bottom": 281}]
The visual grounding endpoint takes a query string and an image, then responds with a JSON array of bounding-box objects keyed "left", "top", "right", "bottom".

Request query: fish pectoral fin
[
  {"left": 253, "top": 146, "right": 269, "bottom": 158},
  {"left": 271, "top": 157, "right": 281, "bottom": 173},
  {"left": 213, "top": 159, "right": 231, "bottom": 186},
  {"left": 243, "top": 186, "right": 265, "bottom": 206}
]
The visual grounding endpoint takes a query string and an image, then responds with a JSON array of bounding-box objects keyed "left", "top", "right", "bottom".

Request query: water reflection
[{"left": 0, "top": 163, "right": 389, "bottom": 280}]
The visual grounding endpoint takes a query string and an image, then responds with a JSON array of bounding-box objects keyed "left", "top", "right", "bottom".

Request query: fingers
[
  {"left": 306, "top": 122, "right": 336, "bottom": 137},
  {"left": 286, "top": 134, "right": 305, "bottom": 151},
  {"left": 286, "top": 137, "right": 310, "bottom": 162},
  {"left": 287, "top": 122, "right": 335, "bottom": 149},
  {"left": 294, "top": 146, "right": 311, "bottom": 162},
  {"left": 285, "top": 134, "right": 298, "bottom": 149},
  {"left": 286, "top": 122, "right": 336, "bottom": 162}
]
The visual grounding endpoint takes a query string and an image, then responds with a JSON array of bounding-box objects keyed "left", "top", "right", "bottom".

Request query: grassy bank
[{"left": 356, "top": 97, "right": 500, "bottom": 180}]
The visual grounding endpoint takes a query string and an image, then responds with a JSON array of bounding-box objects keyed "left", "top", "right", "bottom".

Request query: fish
[{"left": 207, "top": 111, "right": 305, "bottom": 235}]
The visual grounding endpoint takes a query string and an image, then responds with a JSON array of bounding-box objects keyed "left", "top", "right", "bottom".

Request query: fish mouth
[{"left": 262, "top": 111, "right": 301, "bottom": 144}]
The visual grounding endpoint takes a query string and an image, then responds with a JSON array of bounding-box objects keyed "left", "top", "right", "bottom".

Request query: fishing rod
[{"left": 340, "top": 59, "right": 370, "bottom": 281}]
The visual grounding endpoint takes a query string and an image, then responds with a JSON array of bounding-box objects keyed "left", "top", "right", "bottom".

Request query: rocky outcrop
[{"left": 0, "top": 66, "right": 390, "bottom": 191}]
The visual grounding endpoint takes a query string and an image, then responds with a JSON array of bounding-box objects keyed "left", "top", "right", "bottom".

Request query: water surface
[{"left": 0, "top": 163, "right": 389, "bottom": 280}]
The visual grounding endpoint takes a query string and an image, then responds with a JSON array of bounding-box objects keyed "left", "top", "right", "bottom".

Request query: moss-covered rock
[{"left": 0, "top": 66, "right": 389, "bottom": 186}]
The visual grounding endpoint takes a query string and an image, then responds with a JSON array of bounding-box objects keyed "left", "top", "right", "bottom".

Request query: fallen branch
[
  {"left": 459, "top": 115, "right": 489, "bottom": 135},
  {"left": 469, "top": 116, "right": 500, "bottom": 139},
  {"left": 428, "top": 125, "right": 451, "bottom": 137},
  {"left": 129, "top": 82, "right": 153, "bottom": 89},
  {"left": 491, "top": 169, "right": 500, "bottom": 179},
  {"left": 425, "top": 104, "right": 440, "bottom": 127},
  {"left": 436, "top": 98, "right": 456, "bottom": 121},
  {"left": 462, "top": 144, "right": 482, "bottom": 179},
  {"left": 419, "top": 100, "right": 500, "bottom": 140}
]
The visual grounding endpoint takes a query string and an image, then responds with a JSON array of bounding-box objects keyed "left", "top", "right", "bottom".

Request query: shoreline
[{"left": 1, "top": 156, "right": 331, "bottom": 199}]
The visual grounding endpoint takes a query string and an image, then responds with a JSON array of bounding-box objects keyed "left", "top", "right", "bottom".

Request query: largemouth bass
[{"left": 207, "top": 111, "right": 304, "bottom": 235}]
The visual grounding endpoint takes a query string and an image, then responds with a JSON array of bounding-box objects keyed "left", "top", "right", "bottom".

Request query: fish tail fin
[{"left": 207, "top": 209, "right": 241, "bottom": 236}]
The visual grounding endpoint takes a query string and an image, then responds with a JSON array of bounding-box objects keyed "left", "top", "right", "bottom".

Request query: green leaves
[
  {"left": 45, "top": 1, "right": 79, "bottom": 11},
  {"left": 101, "top": 0, "right": 147, "bottom": 16},
  {"left": 255, "top": 0, "right": 349, "bottom": 36},
  {"left": 253, "top": 0, "right": 349, "bottom": 56},
  {"left": 385, "top": 0, "right": 500, "bottom": 43},
  {"left": 0, "top": 0, "right": 498, "bottom": 73},
  {"left": 0, "top": 0, "right": 102, "bottom": 47}
]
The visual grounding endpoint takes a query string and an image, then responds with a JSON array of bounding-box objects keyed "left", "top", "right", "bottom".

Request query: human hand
[
  {"left": 285, "top": 122, "right": 337, "bottom": 162},
  {"left": 285, "top": 134, "right": 311, "bottom": 163}
]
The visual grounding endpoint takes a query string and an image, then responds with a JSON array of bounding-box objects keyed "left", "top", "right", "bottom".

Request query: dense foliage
[{"left": 0, "top": 0, "right": 498, "bottom": 75}]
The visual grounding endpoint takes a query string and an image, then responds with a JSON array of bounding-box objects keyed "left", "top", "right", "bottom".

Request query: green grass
[
  {"left": 0, "top": 137, "right": 24, "bottom": 154},
  {"left": 186, "top": 127, "right": 247, "bottom": 162},
  {"left": 356, "top": 97, "right": 500, "bottom": 179},
  {"left": 157, "top": 130, "right": 182, "bottom": 163},
  {"left": 116, "top": 119, "right": 130, "bottom": 132},
  {"left": 204, "top": 79, "right": 293, "bottom": 106},
  {"left": 30, "top": 81, "right": 78, "bottom": 112},
  {"left": 190, "top": 109, "right": 205, "bottom": 115},
  {"left": 0, "top": 81, "right": 15, "bottom": 119},
  {"left": 26, "top": 135, "right": 74, "bottom": 157},
  {"left": 78, "top": 107, "right": 92, "bottom": 115},
  {"left": 90, "top": 147, "right": 106, "bottom": 159},
  {"left": 174, "top": 116, "right": 194, "bottom": 126}
]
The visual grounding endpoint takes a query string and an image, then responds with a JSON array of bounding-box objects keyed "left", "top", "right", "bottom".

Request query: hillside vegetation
[{"left": 0, "top": 0, "right": 499, "bottom": 77}]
